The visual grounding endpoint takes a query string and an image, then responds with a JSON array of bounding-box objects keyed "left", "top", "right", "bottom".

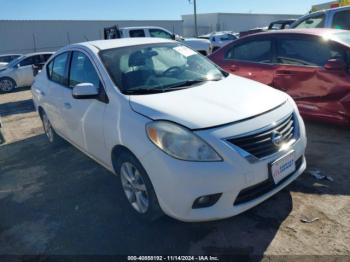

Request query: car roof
[
  {"left": 77, "top": 37, "right": 176, "bottom": 51},
  {"left": 253, "top": 28, "right": 348, "bottom": 37},
  {"left": 24, "top": 51, "right": 54, "bottom": 57},
  {"left": 313, "top": 4, "right": 350, "bottom": 14},
  {"left": 0, "top": 54, "right": 21, "bottom": 57},
  {"left": 120, "top": 26, "right": 170, "bottom": 31},
  {"left": 270, "top": 19, "right": 296, "bottom": 24}
]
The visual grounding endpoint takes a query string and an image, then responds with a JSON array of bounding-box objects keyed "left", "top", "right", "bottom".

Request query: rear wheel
[
  {"left": 41, "top": 111, "right": 62, "bottom": 145},
  {"left": 115, "top": 151, "right": 163, "bottom": 221},
  {"left": 0, "top": 78, "right": 16, "bottom": 93}
]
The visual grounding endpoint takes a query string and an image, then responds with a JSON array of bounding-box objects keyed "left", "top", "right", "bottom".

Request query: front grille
[
  {"left": 227, "top": 114, "right": 295, "bottom": 159},
  {"left": 234, "top": 156, "right": 303, "bottom": 206}
]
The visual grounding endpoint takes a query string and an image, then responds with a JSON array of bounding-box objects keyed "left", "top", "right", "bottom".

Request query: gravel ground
[{"left": 0, "top": 89, "right": 349, "bottom": 260}]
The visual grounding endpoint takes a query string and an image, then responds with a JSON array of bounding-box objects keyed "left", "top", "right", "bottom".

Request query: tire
[
  {"left": 115, "top": 150, "right": 163, "bottom": 221},
  {"left": 41, "top": 111, "right": 63, "bottom": 146},
  {"left": 0, "top": 77, "right": 16, "bottom": 93}
]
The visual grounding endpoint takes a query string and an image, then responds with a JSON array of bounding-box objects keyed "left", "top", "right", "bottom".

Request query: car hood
[{"left": 129, "top": 75, "right": 287, "bottom": 129}]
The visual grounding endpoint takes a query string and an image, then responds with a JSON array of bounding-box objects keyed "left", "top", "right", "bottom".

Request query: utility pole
[
  {"left": 194, "top": 0, "right": 198, "bottom": 37},
  {"left": 188, "top": 0, "right": 198, "bottom": 37}
]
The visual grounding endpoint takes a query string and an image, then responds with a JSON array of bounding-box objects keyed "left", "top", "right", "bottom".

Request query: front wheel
[
  {"left": 0, "top": 78, "right": 16, "bottom": 93},
  {"left": 116, "top": 151, "right": 163, "bottom": 221}
]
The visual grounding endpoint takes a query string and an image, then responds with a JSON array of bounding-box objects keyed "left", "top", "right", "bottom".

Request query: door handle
[
  {"left": 34, "top": 89, "right": 45, "bottom": 96},
  {"left": 229, "top": 65, "right": 239, "bottom": 72},
  {"left": 276, "top": 70, "right": 293, "bottom": 76},
  {"left": 64, "top": 102, "right": 72, "bottom": 109}
]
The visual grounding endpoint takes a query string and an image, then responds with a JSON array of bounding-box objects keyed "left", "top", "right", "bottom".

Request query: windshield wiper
[
  {"left": 164, "top": 79, "right": 208, "bottom": 89},
  {"left": 123, "top": 78, "right": 222, "bottom": 95},
  {"left": 123, "top": 88, "right": 165, "bottom": 95}
]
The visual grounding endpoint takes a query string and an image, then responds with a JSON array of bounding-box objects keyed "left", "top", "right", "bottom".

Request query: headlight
[{"left": 146, "top": 121, "right": 222, "bottom": 162}]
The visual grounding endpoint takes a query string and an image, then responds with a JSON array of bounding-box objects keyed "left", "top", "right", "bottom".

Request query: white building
[
  {"left": 0, "top": 20, "right": 183, "bottom": 55},
  {"left": 0, "top": 12, "right": 304, "bottom": 54},
  {"left": 182, "top": 13, "right": 301, "bottom": 36}
]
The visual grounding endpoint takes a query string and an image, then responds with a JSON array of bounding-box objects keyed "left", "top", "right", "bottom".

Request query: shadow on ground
[
  {"left": 0, "top": 134, "right": 294, "bottom": 258},
  {"left": 0, "top": 99, "right": 34, "bottom": 117},
  {"left": 289, "top": 121, "right": 350, "bottom": 196}
]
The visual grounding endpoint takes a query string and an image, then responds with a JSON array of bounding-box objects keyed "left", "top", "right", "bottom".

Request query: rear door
[
  {"left": 44, "top": 52, "right": 70, "bottom": 135},
  {"left": 219, "top": 37, "right": 276, "bottom": 86},
  {"left": 273, "top": 35, "right": 350, "bottom": 120}
]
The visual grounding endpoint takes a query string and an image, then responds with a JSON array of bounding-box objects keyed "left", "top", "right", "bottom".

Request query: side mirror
[
  {"left": 72, "top": 83, "right": 99, "bottom": 99},
  {"left": 171, "top": 34, "right": 176, "bottom": 40},
  {"left": 324, "top": 59, "right": 347, "bottom": 71}
]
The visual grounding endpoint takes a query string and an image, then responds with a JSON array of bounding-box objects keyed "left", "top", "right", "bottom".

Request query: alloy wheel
[
  {"left": 0, "top": 79, "right": 14, "bottom": 92},
  {"left": 120, "top": 162, "right": 149, "bottom": 214},
  {"left": 42, "top": 114, "right": 54, "bottom": 143}
]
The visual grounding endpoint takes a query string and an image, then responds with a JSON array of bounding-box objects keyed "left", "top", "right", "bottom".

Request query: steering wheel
[
  {"left": 162, "top": 66, "right": 182, "bottom": 77},
  {"left": 145, "top": 75, "right": 161, "bottom": 87}
]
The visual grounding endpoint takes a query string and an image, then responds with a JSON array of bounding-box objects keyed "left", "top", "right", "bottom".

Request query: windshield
[
  {"left": 331, "top": 32, "right": 350, "bottom": 46},
  {"left": 99, "top": 43, "right": 226, "bottom": 94},
  {"left": 7, "top": 55, "right": 24, "bottom": 68}
]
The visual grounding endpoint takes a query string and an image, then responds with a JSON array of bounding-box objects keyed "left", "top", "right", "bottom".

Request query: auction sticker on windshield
[
  {"left": 174, "top": 46, "right": 197, "bottom": 57},
  {"left": 270, "top": 151, "right": 296, "bottom": 184}
]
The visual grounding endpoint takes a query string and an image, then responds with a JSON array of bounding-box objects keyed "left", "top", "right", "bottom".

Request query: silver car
[
  {"left": 0, "top": 52, "right": 53, "bottom": 92},
  {"left": 292, "top": 5, "right": 350, "bottom": 30}
]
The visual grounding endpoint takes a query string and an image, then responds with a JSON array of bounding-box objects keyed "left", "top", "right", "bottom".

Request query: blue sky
[{"left": 0, "top": 0, "right": 325, "bottom": 20}]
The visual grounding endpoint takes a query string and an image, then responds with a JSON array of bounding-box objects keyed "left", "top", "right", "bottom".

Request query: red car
[{"left": 209, "top": 29, "right": 350, "bottom": 126}]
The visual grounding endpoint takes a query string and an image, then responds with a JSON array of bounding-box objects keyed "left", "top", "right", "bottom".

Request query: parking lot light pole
[
  {"left": 194, "top": 0, "right": 198, "bottom": 37},
  {"left": 189, "top": 0, "right": 198, "bottom": 37}
]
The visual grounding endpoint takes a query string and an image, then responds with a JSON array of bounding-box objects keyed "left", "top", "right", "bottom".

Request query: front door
[{"left": 60, "top": 50, "right": 108, "bottom": 163}]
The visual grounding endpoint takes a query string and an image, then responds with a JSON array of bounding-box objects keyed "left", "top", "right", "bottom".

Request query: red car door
[
  {"left": 273, "top": 35, "right": 350, "bottom": 125},
  {"left": 210, "top": 37, "right": 276, "bottom": 86}
]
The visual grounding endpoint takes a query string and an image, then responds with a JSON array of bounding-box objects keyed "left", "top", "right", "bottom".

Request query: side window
[
  {"left": 38, "top": 54, "right": 52, "bottom": 63},
  {"left": 32, "top": 55, "right": 43, "bottom": 65},
  {"left": 47, "top": 60, "right": 53, "bottom": 79},
  {"left": 276, "top": 37, "right": 346, "bottom": 67},
  {"left": 294, "top": 14, "right": 325, "bottom": 29},
  {"left": 129, "top": 30, "right": 146, "bottom": 38},
  {"left": 19, "top": 56, "right": 34, "bottom": 67},
  {"left": 0, "top": 56, "right": 10, "bottom": 63},
  {"left": 44, "top": 54, "right": 52, "bottom": 61},
  {"left": 225, "top": 40, "right": 272, "bottom": 63},
  {"left": 149, "top": 29, "right": 173, "bottom": 39},
  {"left": 332, "top": 10, "right": 350, "bottom": 30},
  {"left": 51, "top": 52, "right": 69, "bottom": 85},
  {"left": 69, "top": 52, "right": 100, "bottom": 88}
]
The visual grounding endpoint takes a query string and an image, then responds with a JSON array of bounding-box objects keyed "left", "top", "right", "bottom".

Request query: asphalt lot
[{"left": 0, "top": 89, "right": 349, "bottom": 259}]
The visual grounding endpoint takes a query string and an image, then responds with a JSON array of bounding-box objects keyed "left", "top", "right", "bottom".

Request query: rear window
[
  {"left": 294, "top": 14, "right": 325, "bottom": 29},
  {"left": 332, "top": 10, "right": 350, "bottom": 30},
  {"left": 276, "top": 37, "right": 346, "bottom": 67},
  {"left": 129, "top": 30, "right": 145, "bottom": 38}
]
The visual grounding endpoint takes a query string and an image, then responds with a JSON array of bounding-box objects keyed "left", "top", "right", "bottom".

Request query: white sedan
[
  {"left": 0, "top": 52, "right": 53, "bottom": 92},
  {"left": 32, "top": 38, "right": 307, "bottom": 222}
]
